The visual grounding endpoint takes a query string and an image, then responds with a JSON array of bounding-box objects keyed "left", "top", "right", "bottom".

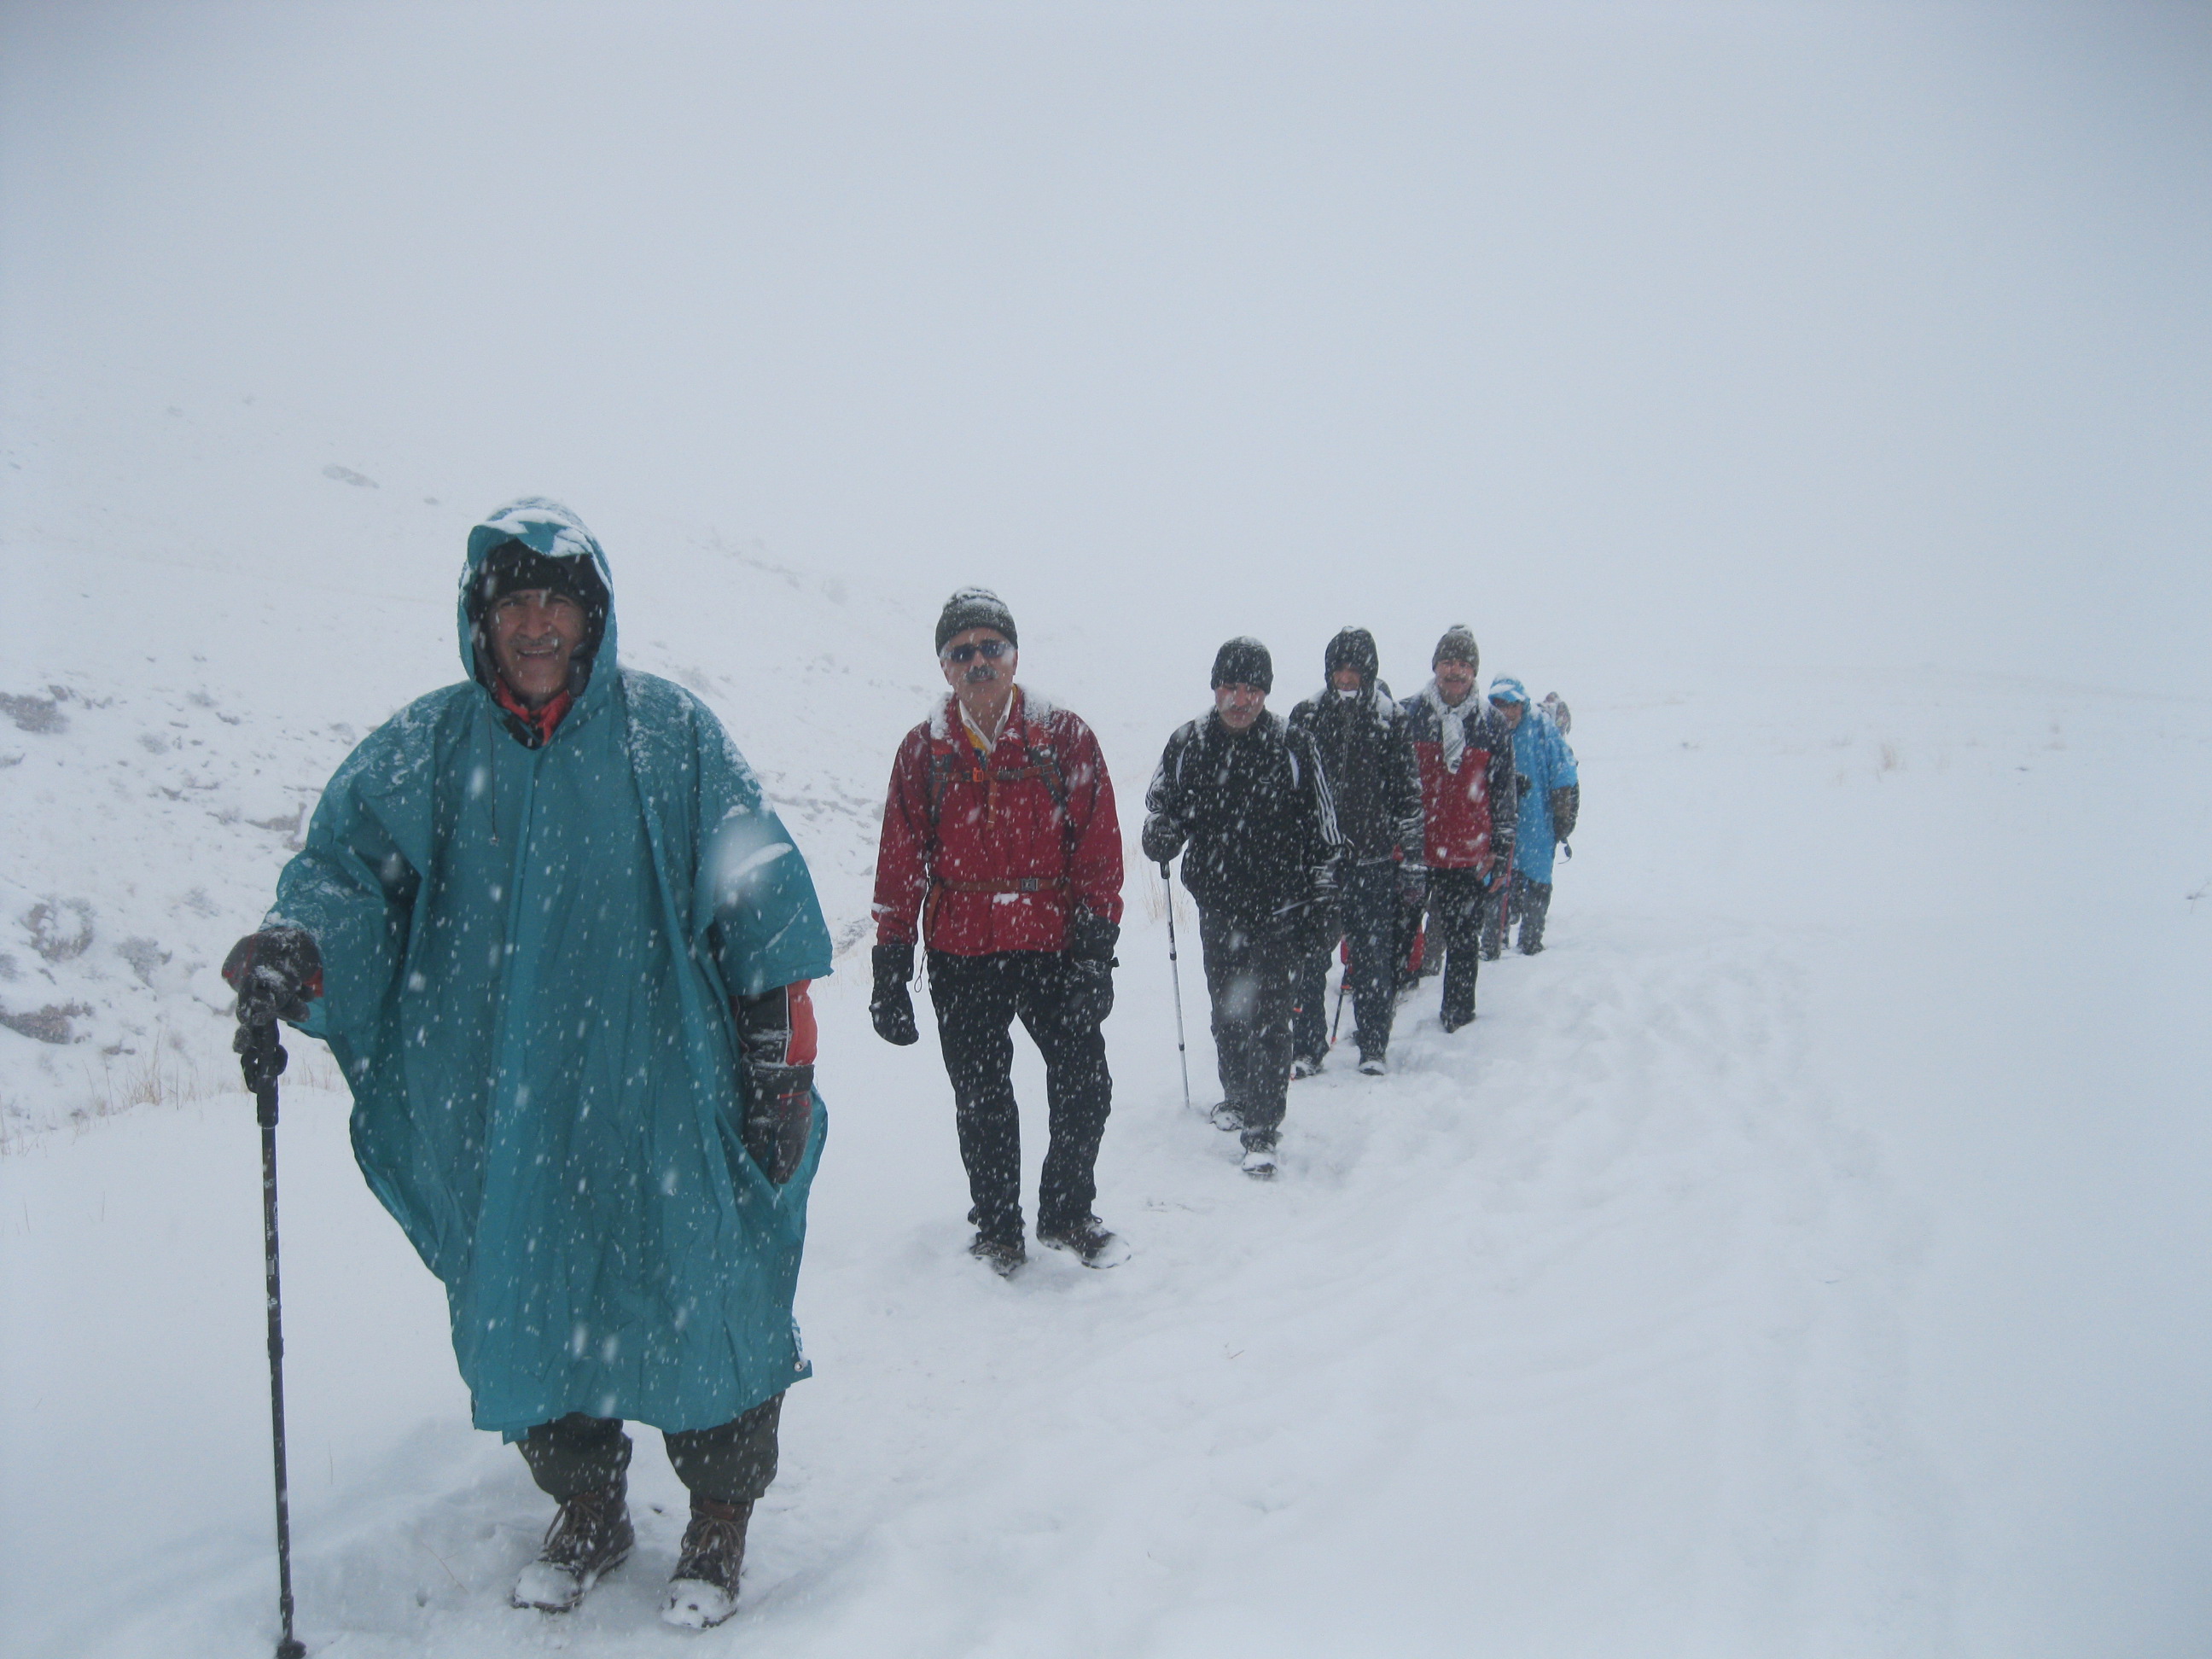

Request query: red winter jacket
[
  {"left": 872, "top": 689, "right": 1124, "bottom": 955},
  {"left": 1400, "top": 685, "right": 1518, "bottom": 874}
]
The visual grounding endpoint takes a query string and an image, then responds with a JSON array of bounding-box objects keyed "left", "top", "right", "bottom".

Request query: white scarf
[{"left": 1423, "top": 680, "right": 1475, "bottom": 771}]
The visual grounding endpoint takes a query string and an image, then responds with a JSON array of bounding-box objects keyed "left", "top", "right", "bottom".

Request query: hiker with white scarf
[{"left": 1399, "top": 626, "right": 1519, "bottom": 1031}]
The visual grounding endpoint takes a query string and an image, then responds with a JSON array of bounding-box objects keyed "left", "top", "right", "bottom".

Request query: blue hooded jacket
[
  {"left": 268, "top": 499, "right": 833, "bottom": 1436},
  {"left": 1488, "top": 676, "right": 1578, "bottom": 884}
]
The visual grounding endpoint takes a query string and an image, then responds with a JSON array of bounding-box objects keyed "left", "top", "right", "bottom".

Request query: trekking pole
[
  {"left": 239, "top": 1019, "right": 308, "bottom": 1659},
  {"left": 1329, "top": 937, "right": 1349, "bottom": 1045},
  {"left": 1160, "top": 863, "right": 1192, "bottom": 1112}
]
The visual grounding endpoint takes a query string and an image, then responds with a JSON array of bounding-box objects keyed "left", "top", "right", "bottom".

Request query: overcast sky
[{"left": 5, "top": 0, "right": 2207, "bottom": 701}]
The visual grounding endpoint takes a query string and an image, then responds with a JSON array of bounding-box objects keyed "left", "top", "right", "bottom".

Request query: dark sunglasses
[{"left": 943, "top": 639, "right": 1012, "bottom": 664}]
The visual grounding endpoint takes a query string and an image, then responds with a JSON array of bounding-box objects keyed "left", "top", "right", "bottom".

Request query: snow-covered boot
[
  {"left": 1037, "top": 1213, "right": 1132, "bottom": 1269},
  {"left": 969, "top": 1230, "right": 1027, "bottom": 1278},
  {"left": 1208, "top": 1099, "right": 1247, "bottom": 1132},
  {"left": 511, "top": 1479, "right": 634, "bottom": 1612},
  {"left": 1357, "top": 1053, "right": 1388, "bottom": 1076},
  {"left": 1240, "top": 1133, "right": 1278, "bottom": 1180},
  {"left": 1289, "top": 1055, "right": 1324, "bottom": 1080},
  {"left": 661, "top": 1494, "right": 752, "bottom": 1629}
]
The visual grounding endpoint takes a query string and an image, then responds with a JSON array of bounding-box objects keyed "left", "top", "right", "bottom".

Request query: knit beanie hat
[
  {"left": 1211, "top": 636, "right": 1273, "bottom": 693},
  {"left": 1432, "top": 625, "right": 1479, "bottom": 672},
  {"left": 934, "top": 587, "right": 1018, "bottom": 654},
  {"left": 469, "top": 538, "right": 611, "bottom": 649},
  {"left": 1324, "top": 626, "right": 1378, "bottom": 687}
]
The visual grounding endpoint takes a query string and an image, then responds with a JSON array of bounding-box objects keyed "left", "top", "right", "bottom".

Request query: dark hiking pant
[
  {"left": 927, "top": 948, "right": 1111, "bottom": 1245},
  {"left": 1200, "top": 910, "right": 1301, "bottom": 1146},
  {"left": 520, "top": 1393, "right": 783, "bottom": 1506},
  {"left": 1512, "top": 872, "right": 1554, "bottom": 952},
  {"left": 1292, "top": 859, "right": 1399, "bottom": 1063},
  {"left": 1429, "top": 867, "right": 1496, "bottom": 1027}
]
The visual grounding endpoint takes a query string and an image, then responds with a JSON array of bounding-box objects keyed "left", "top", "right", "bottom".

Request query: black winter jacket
[
  {"left": 1285, "top": 686, "right": 1423, "bottom": 865},
  {"left": 1141, "top": 709, "right": 1342, "bottom": 929}
]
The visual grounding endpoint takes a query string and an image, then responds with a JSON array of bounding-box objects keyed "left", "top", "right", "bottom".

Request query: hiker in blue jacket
[
  {"left": 223, "top": 499, "right": 830, "bottom": 1629},
  {"left": 1485, "top": 676, "right": 1580, "bottom": 954}
]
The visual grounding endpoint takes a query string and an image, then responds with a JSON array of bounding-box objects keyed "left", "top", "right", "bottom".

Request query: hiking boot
[
  {"left": 1037, "top": 1214, "right": 1132, "bottom": 1269},
  {"left": 1289, "top": 1055, "right": 1324, "bottom": 1080},
  {"left": 1240, "top": 1141, "right": 1278, "bottom": 1180},
  {"left": 661, "top": 1494, "right": 752, "bottom": 1629},
  {"left": 969, "top": 1231, "right": 1027, "bottom": 1278},
  {"left": 1440, "top": 1011, "right": 1474, "bottom": 1034},
  {"left": 1208, "top": 1099, "right": 1246, "bottom": 1132},
  {"left": 511, "top": 1480, "right": 634, "bottom": 1612},
  {"left": 1357, "top": 1054, "right": 1388, "bottom": 1076}
]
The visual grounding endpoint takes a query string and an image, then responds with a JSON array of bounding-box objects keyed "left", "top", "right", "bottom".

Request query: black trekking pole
[
  {"left": 239, "top": 1018, "right": 308, "bottom": 1659},
  {"left": 1328, "top": 937, "right": 1350, "bottom": 1045},
  {"left": 1160, "top": 863, "right": 1192, "bottom": 1112}
]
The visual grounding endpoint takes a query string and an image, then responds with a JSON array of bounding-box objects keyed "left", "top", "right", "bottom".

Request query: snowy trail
[{"left": 4, "top": 893, "right": 1949, "bottom": 1656}]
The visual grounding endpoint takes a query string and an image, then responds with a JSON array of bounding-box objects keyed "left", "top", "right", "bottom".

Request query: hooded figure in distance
[
  {"left": 1486, "top": 675, "right": 1579, "bottom": 953},
  {"left": 1285, "top": 627, "right": 1423, "bottom": 1075},
  {"left": 223, "top": 498, "right": 832, "bottom": 1629}
]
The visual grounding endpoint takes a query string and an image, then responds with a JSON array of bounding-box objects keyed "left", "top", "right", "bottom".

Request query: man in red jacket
[
  {"left": 1399, "top": 626, "right": 1518, "bottom": 1032},
  {"left": 869, "top": 589, "right": 1127, "bottom": 1275}
]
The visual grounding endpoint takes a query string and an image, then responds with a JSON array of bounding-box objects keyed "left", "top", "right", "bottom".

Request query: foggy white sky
[{"left": 4, "top": 0, "right": 2207, "bottom": 701}]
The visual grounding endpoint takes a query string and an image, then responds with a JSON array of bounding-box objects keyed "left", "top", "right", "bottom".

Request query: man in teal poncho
[{"left": 223, "top": 499, "right": 832, "bottom": 1629}]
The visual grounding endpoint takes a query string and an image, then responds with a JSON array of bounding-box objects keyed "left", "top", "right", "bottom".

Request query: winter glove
[
  {"left": 221, "top": 928, "right": 323, "bottom": 1024},
  {"left": 1277, "top": 893, "right": 1339, "bottom": 961},
  {"left": 742, "top": 1062, "right": 815, "bottom": 1185},
  {"left": 1550, "top": 783, "right": 1579, "bottom": 841},
  {"left": 870, "top": 942, "right": 920, "bottom": 1045},
  {"left": 1139, "top": 813, "right": 1186, "bottom": 867},
  {"left": 1063, "top": 907, "right": 1119, "bottom": 1028},
  {"left": 1396, "top": 859, "right": 1429, "bottom": 905}
]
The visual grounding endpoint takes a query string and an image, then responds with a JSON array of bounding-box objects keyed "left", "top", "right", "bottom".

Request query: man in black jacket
[
  {"left": 1286, "top": 628, "right": 1424, "bottom": 1076},
  {"left": 1142, "top": 637, "right": 1342, "bottom": 1179}
]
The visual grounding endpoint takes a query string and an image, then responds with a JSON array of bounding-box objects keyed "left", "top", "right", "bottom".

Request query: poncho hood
[{"left": 458, "top": 498, "right": 619, "bottom": 711}]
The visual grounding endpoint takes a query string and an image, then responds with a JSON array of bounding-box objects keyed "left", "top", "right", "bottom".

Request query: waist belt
[{"left": 934, "top": 876, "right": 1070, "bottom": 894}]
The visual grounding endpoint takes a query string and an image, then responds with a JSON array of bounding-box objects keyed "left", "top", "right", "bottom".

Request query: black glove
[
  {"left": 1139, "top": 814, "right": 1186, "bottom": 866},
  {"left": 1063, "top": 908, "right": 1119, "bottom": 1027},
  {"left": 870, "top": 942, "right": 919, "bottom": 1045},
  {"left": 742, "top": 1062, "right": 815, "bottom": 1185},
  {"left": 1278, "top": 894, "right": 1337, "bottom": 961},
  {"left": 1551, "top": 783, "right": 1580, "bottom": 841},
  {"left": 1397, "top": 859, "right": 1429, "bottom": 905},
  {"left": 221, "top": 928, "right": 323, "bottom": 1024}
]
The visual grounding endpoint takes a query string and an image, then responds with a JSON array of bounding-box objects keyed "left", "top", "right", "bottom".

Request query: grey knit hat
[
  {"left": 1432, "top": 624, "right": 1479, "bottom": 672},
  {"left": 934, "top": 587, "right": 1017, "bottom": 655},
  {"left": 1211, "top": 636, "right": 1273, "bottom": 693}
]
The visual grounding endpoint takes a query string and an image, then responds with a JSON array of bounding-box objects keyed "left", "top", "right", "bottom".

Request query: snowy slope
[{"left": 7, "top": 478, "right": 2210, "bottom": 1656}]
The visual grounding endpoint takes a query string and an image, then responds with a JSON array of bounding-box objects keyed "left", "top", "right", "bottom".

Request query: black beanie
[
  {"left": 469, "top": 538, "right": 609, "bottom": 643},
  {"left": 1324, "top": 626, "right": 1378, "bottom": 687},
  {"left": 935, "top": 587, "right": 1018, "bottom": 654},
  {"left": 1432, "top": 625, "right": 1479, "bottom": 672},
  {"left": 1211, "top": 636, "right": 1273, "bottom": 693}
]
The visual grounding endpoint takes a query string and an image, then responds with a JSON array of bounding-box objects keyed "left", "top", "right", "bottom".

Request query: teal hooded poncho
[{"left": 269, "top": 499, "right": 833, "bottom": 1436}]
